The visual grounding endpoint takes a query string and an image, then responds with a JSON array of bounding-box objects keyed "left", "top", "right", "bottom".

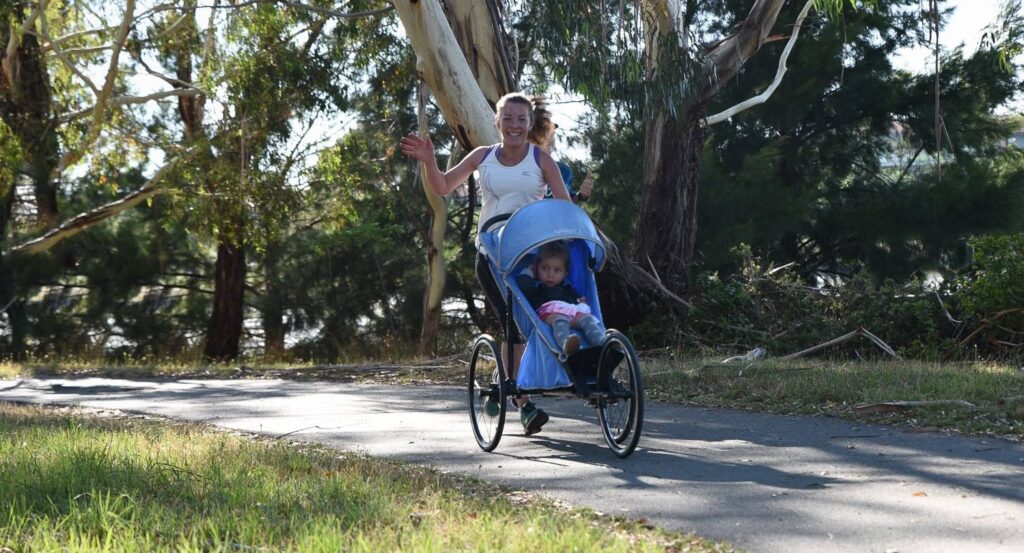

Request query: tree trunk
[
  {"left": 0, "top": 182, "right": 26, "bottom": 359},
  {"left": 261, "top": 245, "right": 286, "bottom": 360},
  {"left": 417, "top": 85, "right": 455, "bottom": 356},
  {"left": 390, "top": 0, "right": 500, "bottom": 148},
  {"left": 203, "top": 237, "right": 246, "bottom": 360},
  {"left": 630, "top": 0, "right": 787, "bottom": 295},
  {"left": 442, "top": 0, "right": 518, "bottom": 105},
  {"left": 1, "top": 10, "right": 60, "bottom": 227},
  {"left": 633, "top": 107, "right": 706, "bottom": 292},
  {"left": 400, "top": 0, "right": 516, "bottom": 353}
]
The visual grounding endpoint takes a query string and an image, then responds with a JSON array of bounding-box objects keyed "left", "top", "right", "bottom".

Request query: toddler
[{"left": 516, "top": 241, "right": 606, "bottom": 357}]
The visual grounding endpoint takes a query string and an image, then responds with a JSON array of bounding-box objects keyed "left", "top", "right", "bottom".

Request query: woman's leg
[{"left": 476, "top": 252, "right": 523, "bottom": 373}]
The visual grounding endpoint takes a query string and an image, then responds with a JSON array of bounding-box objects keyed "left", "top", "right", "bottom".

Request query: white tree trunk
[
  {"left": 390, "top": 0, "right": 499, "bottom": 148},
  {"left": 394, "top": 0, "right": 519, "bottom": 353},
  {"left": 442, "top": 0, "right": 517, "bottom": 105},
  {"left": 417, "top": 82, "right": 452, "bottom": 355}
]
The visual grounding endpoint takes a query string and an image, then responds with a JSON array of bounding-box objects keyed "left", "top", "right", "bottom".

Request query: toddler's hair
[{"left": 536, "top": 241, "right": 570, "bottom": 268}]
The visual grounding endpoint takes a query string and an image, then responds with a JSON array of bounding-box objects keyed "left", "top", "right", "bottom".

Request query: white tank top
[{"left": 475, "top": 144, "right": 545, "bottom": 243}]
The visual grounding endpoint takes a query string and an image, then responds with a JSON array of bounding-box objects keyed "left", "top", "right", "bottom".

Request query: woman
[
  {"left": 527, "top": 100, "right": 595, "bottom": 203},
  {"left": 400, "top": 92, "right": 571, "bottom": 436}
]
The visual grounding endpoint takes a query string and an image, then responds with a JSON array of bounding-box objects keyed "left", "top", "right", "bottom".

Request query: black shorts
[{"left": 475, "top": 252, "right": 522, "bottom": 344}]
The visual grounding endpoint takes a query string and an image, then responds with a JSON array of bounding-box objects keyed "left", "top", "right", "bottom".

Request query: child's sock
[
  {"left": 552, "top": 317, "right": 580, "bottom": 356},
  {"left": 577, "top": 315, "right": 606, "bottom": 346}
]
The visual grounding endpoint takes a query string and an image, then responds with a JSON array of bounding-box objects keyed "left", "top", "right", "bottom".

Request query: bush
[
  {"left": 688, "top": 246, "right": 955, "bottom": 359},
  {"left": 950, "top": 234, "right": 1024, "bottom": 353}
]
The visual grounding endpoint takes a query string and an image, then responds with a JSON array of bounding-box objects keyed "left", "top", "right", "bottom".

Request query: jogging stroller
[{"left": 469, "top": 199, "right": 644, "bottom": 457}]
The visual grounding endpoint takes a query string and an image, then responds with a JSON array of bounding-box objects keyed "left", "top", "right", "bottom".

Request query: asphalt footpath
[{"left": 2, "top": 377, "right": 1022, "bottom": 553}]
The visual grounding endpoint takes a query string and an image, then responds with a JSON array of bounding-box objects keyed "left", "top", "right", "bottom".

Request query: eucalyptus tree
[
  {"left": 389, "top": 0, "right": 887, "bottom": 315},
  {"left": 1, "top": 0, "right": 201, "bottom": 357},
  {"left": 145, "top": 0, "right": 361, "bottom": 359}
]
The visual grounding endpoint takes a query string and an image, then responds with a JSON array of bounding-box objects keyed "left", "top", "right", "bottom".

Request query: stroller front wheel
[
  {"left": 468, "top": 334, "right": 507, "bottom": 452},
  {"left": 596, "top": 330, "right": 644, "bottom": 457}
]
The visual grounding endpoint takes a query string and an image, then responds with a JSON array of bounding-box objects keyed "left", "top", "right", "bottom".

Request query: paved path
[{"left": 2, "top": 377, "right": 1022, "bottom": 552}]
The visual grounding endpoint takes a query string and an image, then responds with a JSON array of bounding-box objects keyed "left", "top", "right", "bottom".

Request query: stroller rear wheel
[
  {"left": 469, "top": 334, "right": 506, "bottom": 451},
  {"left": 596, "top": 330, "right": 644, "bottom": 457}
]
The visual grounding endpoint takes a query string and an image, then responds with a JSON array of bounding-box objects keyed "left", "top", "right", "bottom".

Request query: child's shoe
[
  {"left": 520, "top": 401, "right": 549, "bottom": 436},
  {"left": 562, "top": 334, "right": 581, "bottom": 357}
]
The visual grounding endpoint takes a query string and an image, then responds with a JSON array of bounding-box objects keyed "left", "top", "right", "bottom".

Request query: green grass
[
  {"left": 0, "top": 402, "right": 730, "bottom": 552},
  {"left": 643, "top": 356, "right": 1024, "bottom": 439},
  {"left": 0, "top": 355, "right": 467, "bottom": 384}
]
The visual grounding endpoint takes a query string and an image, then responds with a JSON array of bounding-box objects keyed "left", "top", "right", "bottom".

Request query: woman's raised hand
[{"left": 399, "top": 134, "right": 435, "bottom": 163}]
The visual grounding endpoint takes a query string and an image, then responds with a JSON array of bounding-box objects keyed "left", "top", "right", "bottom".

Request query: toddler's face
[{"left": 536, "top": 257, "right": 567, "bottom": 287}]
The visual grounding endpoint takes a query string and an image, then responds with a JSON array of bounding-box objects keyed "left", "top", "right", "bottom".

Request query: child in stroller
[{"left": 515, "top": 241, "right": 607, "bottom": 358}]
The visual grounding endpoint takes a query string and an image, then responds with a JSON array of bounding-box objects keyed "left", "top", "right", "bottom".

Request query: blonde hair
[{"left": 528, "top": 97, "right": 556, "bottom": 148}]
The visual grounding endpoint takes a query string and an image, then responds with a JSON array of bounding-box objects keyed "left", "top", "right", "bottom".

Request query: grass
[
  {"left": 0, "top": 355, "right": 467, "bottom": 384},
  {"left": 643, "top": 356, "right": 1024, "bottom": 439},
  {"left": 0, "top": 402, "right": 730, "bottom": 552}
]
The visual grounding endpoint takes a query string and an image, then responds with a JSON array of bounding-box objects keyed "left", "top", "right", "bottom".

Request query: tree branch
[
  {"left": 58, "top": 88, "right": 206, "bottom": 124},
  {"left": 57, "top": 0, "right": 137, "bottom": 173},
  {"left": 200, "top": 0, "right": 394, "bottom": 19},
  {"left": 705, "top": 0, "right": 813, "bottom": 125},
  {"left": 38, "top": 3, "right": 100, "bottom": 94},
  {"left": 5, "top": 0, "right": 45, "bottom": 63},
  {"left": 42, "top": 26, "right": 117, "bottom": 51},
  {"left": 701, "top": 0, "right": 788, "bottom": 101},
  {"left": 47, "top": 45, "right": 113, "bottom": 57},
  {"left": 9, "top": 155, "right": 184, "bottom": 256}
]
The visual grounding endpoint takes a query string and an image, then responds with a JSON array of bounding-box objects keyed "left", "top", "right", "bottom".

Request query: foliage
[
  {"left": 696, "top": 0, "right": 1024, "bottom": 281},
  {"left": 3, "top": 0, "right": 1024, "bottom": 362},
  {"left": 686, "top": 245, "right": 956, "bottom": 359},
  {"left": 952, "top": 233, "right": 1024, "bottom": 351}
]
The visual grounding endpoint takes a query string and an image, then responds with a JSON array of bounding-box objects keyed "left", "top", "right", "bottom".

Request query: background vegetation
[{"left": 1, "top": 0, "right": 1023, "bottom": 363}]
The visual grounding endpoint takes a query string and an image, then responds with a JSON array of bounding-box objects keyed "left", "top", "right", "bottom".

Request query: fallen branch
[
  {"left": 854, "top": 400, "right": 978, "bottom": 414},
  {"left": 600, "top": 230, "right": 693, "bottom": 310},
  {"left": 932, "top": 290, "right": 962, "bottom": 325},
  {"left": 781, "top": 327, "right": 901, "bottom": 360}
]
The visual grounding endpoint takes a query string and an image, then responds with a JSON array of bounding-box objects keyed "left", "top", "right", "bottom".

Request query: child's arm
[{"left": 515, "top": 274, "right": 542, "bottom": 309}]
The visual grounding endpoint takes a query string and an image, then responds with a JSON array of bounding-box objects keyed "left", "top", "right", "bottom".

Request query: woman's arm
[{"left": 400, "top": 134, "right": 487, "bottom": 196}]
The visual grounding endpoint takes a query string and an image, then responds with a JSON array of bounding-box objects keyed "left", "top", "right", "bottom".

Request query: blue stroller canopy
[{"left": 493, "top": 200, "right": 606, "bottom": 276}]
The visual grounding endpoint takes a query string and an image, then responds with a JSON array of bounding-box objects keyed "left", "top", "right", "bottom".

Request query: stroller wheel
[
  {"left": 596, "top": 330, "right": 644, "bottom": 458},
  {"left": 469, "top": 335, "right": 506, "bottom": 451}
]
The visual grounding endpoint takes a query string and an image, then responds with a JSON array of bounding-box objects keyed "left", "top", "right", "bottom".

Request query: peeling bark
[
  {"left": 442, "top": 0, "right": 517, "bottom": 105},
  {"left": 390, "top": 0, "right": 499, "bottom": 148}
]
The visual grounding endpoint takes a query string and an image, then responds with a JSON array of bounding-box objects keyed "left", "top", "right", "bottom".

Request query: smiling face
[
  {"left": 496, "top": 101, "right": 532, "bottom": 148},
  {"left": 536, "top": 255, "right": 568, "bottom": 287}
]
